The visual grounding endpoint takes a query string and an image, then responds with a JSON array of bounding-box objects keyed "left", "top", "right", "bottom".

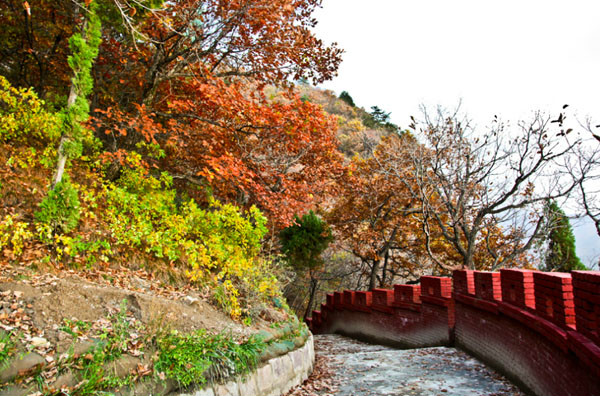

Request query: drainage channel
[{"left": 295, "top": 334, "right": 525, "bottom": 396}]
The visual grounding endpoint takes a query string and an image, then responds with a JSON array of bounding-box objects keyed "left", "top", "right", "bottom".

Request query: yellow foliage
[
  {"left": 103, "top": 156, "right": 281, "bottom": 319},
  {"left": 0, "top": 76, "right": 60, "bottom": 144},
  {"left": 0, "top": 215, "right": 33, "bottom": 256}
]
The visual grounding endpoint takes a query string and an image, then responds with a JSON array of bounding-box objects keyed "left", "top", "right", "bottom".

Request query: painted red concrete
[{"left": 308, "top": 270, "right": 600, "bottom": 396}]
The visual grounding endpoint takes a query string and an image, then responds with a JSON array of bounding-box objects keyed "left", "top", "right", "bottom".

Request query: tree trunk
[
  {"left": 465, "top": 236, "right": 477, "bottom": 270},
  {"left": 380, "top": 250, "right": 390, "bottom": 287},
  {"left": 368, "top": 258, "right": 380, "bottom": 290},
  {"left": 303, "top": 275, "right": 318, "bottom": 320}
]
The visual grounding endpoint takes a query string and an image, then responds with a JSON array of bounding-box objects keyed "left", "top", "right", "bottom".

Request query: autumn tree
[
  {"left": 327, "top": 134, "right": 441, "bottom": 290},
  {"left": 327, "top": 130, "right": 525, "bottom": 290},
  {"left": 0, "top": 0, "right": 76, "bottom": 99},
  {"left": 0, "top": 0, "right": 347, "bottom": 321},
  {"left": 395, "top": 106, "right": 587, "bottom": 270},
  {"left": 94, "top": 0, "right": 344, "bottom": 228}
]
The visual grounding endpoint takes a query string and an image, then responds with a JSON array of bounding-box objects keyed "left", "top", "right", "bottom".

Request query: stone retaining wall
[{"left": 177, "top": 335, "right": 314, "bottom": 396}]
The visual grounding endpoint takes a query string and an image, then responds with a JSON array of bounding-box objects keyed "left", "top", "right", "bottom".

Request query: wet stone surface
[{"left": 310, "top": 334, "right": 524, "bottom": 396}]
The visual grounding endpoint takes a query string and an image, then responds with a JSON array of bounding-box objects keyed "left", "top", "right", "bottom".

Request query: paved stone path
[{"left": 307, "top": 334, "right": 524, "bottom": 396}]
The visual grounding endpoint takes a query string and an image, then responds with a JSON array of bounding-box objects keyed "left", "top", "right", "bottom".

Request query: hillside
[
  {"left": 292, "top": 85, "right": 400, "bottom": 159},
  {"left": 0, "top": 263, "right": 315, "bottom": 395},
  {"left": 0, "top": 0, "right": 336, "bottom": 394}
]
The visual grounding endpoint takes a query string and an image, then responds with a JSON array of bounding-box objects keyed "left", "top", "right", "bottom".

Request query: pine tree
[
  {"left": 369, "top": 106, "right": 391, "bottom": 124},
  {"left": 280, "top": 211, "right": 333, "bottom": 318},
  {"left": 280, "top": 210, "right": 332, "bottom": 271},
  {"left": 541, "top": 201, "right": 586, "bottom": 272}
]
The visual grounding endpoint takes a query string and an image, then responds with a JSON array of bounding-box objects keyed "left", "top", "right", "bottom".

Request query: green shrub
[
  {"left": 539, "top": 200, "right": 587, "bottom": 272},
  {"left": 339, "top": 91, "right": 355, "bottom": 107},
  {"left": 35, "top": 178, "right": 81, "bottom": 235},
  {"left": 54, "top": 234, "right": 112, "bottom": 267},
  {"left": 280, "top": 210, "right": 333, "bottom": 271}
]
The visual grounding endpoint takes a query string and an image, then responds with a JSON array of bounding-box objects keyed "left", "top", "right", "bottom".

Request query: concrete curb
[{"left": 176, "top": 335, "right": 314, "bottom": 396}]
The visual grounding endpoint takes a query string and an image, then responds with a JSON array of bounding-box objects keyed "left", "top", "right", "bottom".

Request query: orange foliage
[
  {"left": 0, "top": 0, "right": 344, "bottom": 229},
  {"left": 91, "top": 0, "right": 344, "bottom": 228},
  {"left": 327, "top": 133, "right": 531, "bottom": 287}
]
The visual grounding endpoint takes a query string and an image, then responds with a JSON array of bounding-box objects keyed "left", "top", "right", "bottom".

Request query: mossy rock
[
  {"left": 259, "top": 340, "right": 294, "bottom": 361},
  {"left": 272, "top": 340, "right": 295, "bottom": 355},
  {"left": 256, "top": 329, "right": 275, "bottom": 344},
  {"left": 292, "top": 334, "right": 306, "bottom": 348},
  {"left": 280, "top": 323, "right": 293, "bottom": 337},
  {"left": 269, "top": 327, "right": 285, "bottom": 340}
]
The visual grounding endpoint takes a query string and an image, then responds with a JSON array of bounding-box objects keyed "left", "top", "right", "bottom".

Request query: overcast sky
[{"left": 312, "top": 0, "right": 600, "bottom": 268}]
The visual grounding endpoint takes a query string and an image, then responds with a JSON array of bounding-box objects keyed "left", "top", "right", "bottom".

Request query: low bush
[
  {"left": 0, "top": 214, "right": 33, "bottom": 257},
  {"left": 35, "top": 177, "right": 81, "bottom": 235},
  {"left": 103, "top": 152, "right": 280, "bottom": 318}
]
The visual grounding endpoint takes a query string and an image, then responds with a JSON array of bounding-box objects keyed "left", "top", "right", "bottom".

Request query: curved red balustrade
[{"left": 306, "top": 270, "right": 600, "bottom": 396}]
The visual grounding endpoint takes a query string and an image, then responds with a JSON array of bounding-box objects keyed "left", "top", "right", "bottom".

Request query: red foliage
[{"left": 0, "top": 0, "right": 345, "bottom": 228}]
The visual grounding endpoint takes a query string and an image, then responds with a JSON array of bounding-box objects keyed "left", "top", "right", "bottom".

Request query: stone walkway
[{"left": 301, "top": 334, "right": 525, "bottom": 396}]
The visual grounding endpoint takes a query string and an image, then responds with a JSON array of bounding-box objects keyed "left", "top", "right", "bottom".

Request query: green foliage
[
  {"left": 155, "top": 330, "right": 265, "bottom": 387},
  {"left": 35, "top": 178, "right": 81, "bottom": 235},
  {"left": 0, "top": 75, "right": 60, "bottom": 144},
  {"left": 363, "top": 105, "right": 399, "bottom": 133},
  {"left": 54, "top": 235, "right": 112, "bottom": 267},
  {"left": 59, "top": 0, "right": 103, "bottom": 161},
  {"left": 27, "top": 301, "right": 138, "bottom": 395},
  {"left": 339, "top": 91, "right": 355, "bottom": 107},
  {"left": 104, "top": 152, "right": 278, "bottom": 318},
  {"left": 5, "top": 146, "right": 57, "bottom": 171},
  {"left": 59, "top": 318, "right": 93, "bottom": 337},
  {"left": 280, "top": 210, "right": 333, "bottom": 271},
  {"left": 540, "top": 201, "right": 586, "bottom": 272}
]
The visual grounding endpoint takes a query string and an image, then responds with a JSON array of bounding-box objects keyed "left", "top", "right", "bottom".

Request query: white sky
[{"left": 312, "top": 0, "right": 600, "bottom": 268}]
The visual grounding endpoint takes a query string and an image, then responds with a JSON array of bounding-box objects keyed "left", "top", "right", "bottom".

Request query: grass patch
[
  {"left": 0, "top": 330, "right": 15, "bottom": 369},
  {"left": 59, "top": 319, "right": 93, "bottom": 338},
  {"left": 154, "top": 330, "right": 265, "bottom": 388}
]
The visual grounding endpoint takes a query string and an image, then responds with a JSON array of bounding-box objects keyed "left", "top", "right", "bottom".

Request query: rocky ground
[{"left": 285, "top": 334, "right": 525, "bottom": 396}]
